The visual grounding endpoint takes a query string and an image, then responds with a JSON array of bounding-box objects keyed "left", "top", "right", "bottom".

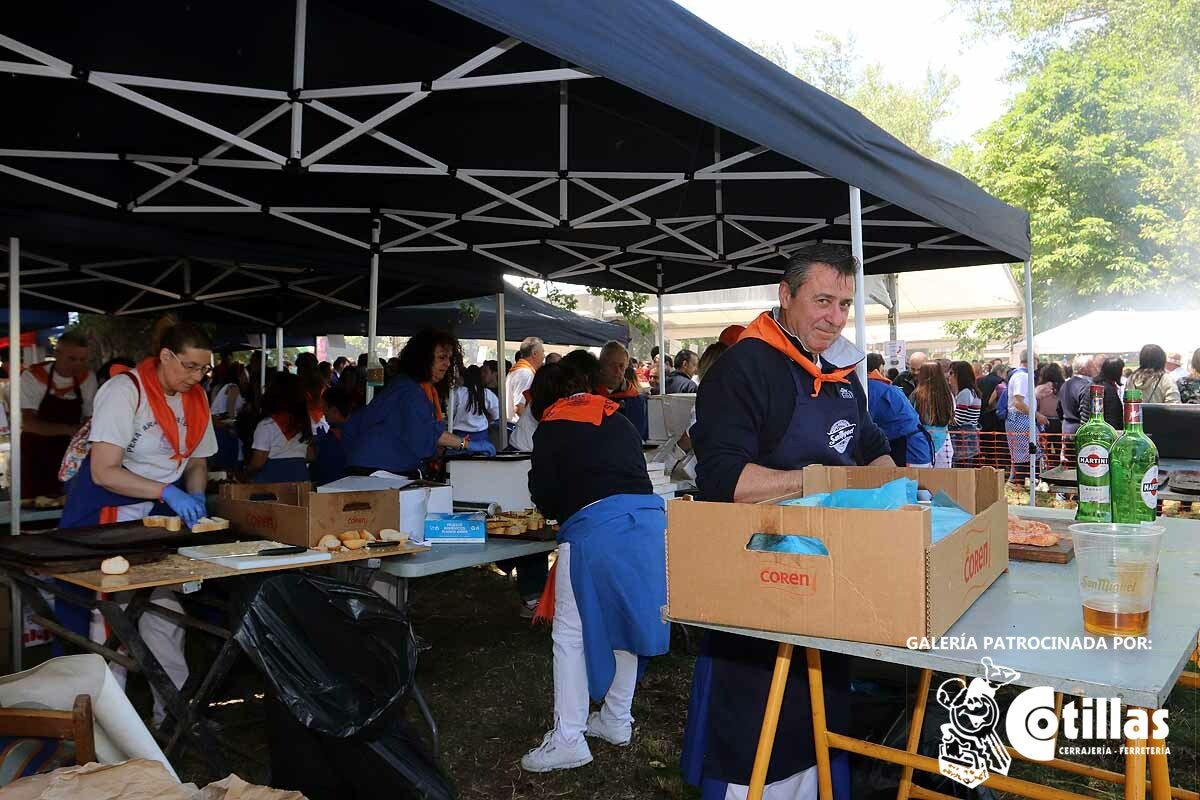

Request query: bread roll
[
  {"left": 338, "top": 530, "right": 362, "bottom": 543},
  {"left": 143, "top": 516, "right": 167, "bottom": 528},
  {"left": 317, "top": 534, "right": 342, "bottom": 551},
  {"left": 165, "top": 516, "right": 183, "bottom": 532},
  {"left": 190, "top": 516, "right": 227, "bottom": 533},
  {"left": 360, "top": 530, "right": 377, "bottom": 542},
  {"left": 342, "top": 538, "right": 366, "bottom": 550},
  {"left": 380, "top": 529, "right": 407, "bottom": 543},
  {"left": 100, "top": 556, "right": 130, "bottom": 575}
]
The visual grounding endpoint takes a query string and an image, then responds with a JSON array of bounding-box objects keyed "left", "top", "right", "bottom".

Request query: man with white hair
[
  {"left": 598, "top": 340, "right": 648, "bottom": 440},
  {"left": 506, "top": 337, "right": 545, "bottom": 423}
]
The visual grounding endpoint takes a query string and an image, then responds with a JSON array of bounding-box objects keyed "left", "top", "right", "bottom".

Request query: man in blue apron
[{"left": 684, "top": 245, "right": 894, "bottom": 800}]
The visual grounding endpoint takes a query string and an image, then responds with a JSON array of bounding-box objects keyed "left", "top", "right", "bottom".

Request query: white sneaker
[
  {"left": 585, "top": 711, "right": 632, "bottom": 746},
  {"left": 520, "top": 731, "right": 593, "bottom": 772}
]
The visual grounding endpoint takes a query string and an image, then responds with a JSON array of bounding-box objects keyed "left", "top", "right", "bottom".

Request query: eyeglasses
[{"left": 166, "top": 350, "right": 213, "bottom": 378}]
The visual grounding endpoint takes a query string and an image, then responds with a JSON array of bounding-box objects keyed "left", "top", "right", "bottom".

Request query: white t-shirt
[
  {"left": 251, "top": 417, "right": 309, "bottom": 460},
  {"left": 88, "top": 373, "right": 218, "bottom": 485},
  {"left": 209, "top": 383, "right": 245, "bottom": 418},
  {"left": 450, "top": 386, "right": 499, "bottom": 433},
  {"left": 21, "top": 364, "right": 98, "bottom": 418},
  {"left": 505, "top": 367, "right": 535, "bottom": 423},
  {"left": 1007, "top": 369, "right": 1030, "bottom": 413}
]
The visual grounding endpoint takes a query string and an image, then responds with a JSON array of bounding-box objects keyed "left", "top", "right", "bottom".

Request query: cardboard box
[
  {"left": 215, "top": 482, "right": 400, "bottom": 548},
  {"left": 422, "top": 512, "right": 486, "bottom": 544},
  {"left": 398, "top": 482, "right": 453, "bottom": 538},
  {"left": 666, "top": 466, "right": 1007, "bottom": 647}
]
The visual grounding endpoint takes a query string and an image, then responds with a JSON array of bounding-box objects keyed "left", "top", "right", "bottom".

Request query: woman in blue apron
[
  {"left": 343, "top": 329, "right": 489, "bottom": 476},
  {"left": 59, "top": 318, "right": 217, "bottom": 723},
  {"left": 244, "top": 372, "right": 313, "bottom": 483},
  {"left": 521, "top": 361, "right": 669, "bottom": 773}
]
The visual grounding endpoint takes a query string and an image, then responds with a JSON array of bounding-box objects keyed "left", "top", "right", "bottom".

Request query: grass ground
[{"left": 162, "top": 543, "right": 1200, "bottom": 798}]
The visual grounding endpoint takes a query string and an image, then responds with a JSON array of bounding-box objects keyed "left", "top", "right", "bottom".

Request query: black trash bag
[
  {"left": 854, "top": 701, "right": 999, "bottom": 800},
  {"left": 233, "top": 572, "right": 418, "bottom": 738},
  {"left": 265, "top": 693, "right": 455, "bottom": 800}
]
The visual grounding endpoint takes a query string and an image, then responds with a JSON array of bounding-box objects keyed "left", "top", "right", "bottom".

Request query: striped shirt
[{"left": 954, "top": 388, "right": 982, "bottom": 428}]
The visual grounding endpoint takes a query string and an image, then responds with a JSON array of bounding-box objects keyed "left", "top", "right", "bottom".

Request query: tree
[
  {"left": 944, "top": 318, "right": 1024, "bottom": 360},
  {"left": 751, "top": 33, "right": 959, "bottom": 162},
  {"left": 520, "top": 280, "right": 579, "bottom": 312},
  {"left": 586, "top": 287, "right": 653, "bottom": 337},
  {"left": 958, "top": 0, "right": 1200, "bottom": 326}
]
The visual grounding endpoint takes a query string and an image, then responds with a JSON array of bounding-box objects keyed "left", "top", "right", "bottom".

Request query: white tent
[{"left": 1034, "top": 310, "right": 1199, "bottom": 357}]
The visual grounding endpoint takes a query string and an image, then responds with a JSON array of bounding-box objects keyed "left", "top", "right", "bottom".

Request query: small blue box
[{"left": 422, "top": 512, "right": 487, "bottom": 544}]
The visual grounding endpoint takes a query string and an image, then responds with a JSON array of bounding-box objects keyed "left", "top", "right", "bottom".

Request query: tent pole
[
  {"left": 259, "top": 333, "right": 267, "bottom": 392},
  {"left": 656, "top": 261, "right": 665, "bottom": 395},
  {"left": 9, "top": 237, "right": 22, "bottom": 536},
  {"left": 290, "top": 0, "right": 306, "bottom": 160},
  {"left": 886, "top": 273, "right": 899, "bottom": 342},
  {"left": 275, "top": 326, "right": 284, "bottom": 371},
  {"left": 848, "top": 186, "right": 868, "bottom": 396},
  {"left": 366, "top": 217, "right": 380, "bottom": 404},
  {"left": 496, "top": 291, "right": 507, "bottom": 450},
  {"left": 1024, "top": 256, "right": 1037, "bottom": 507}
]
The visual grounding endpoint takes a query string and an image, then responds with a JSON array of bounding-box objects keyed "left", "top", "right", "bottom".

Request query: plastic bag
[{"left": 233, "top": 573, "right": 417, "bottom": 738}]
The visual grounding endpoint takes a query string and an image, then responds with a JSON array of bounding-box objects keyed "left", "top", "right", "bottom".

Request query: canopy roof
[
  {"left": 1, "top": 0, "right": 1029, "bottom": 307},
  {"left": 1034, "top": 310, "right": 1199, "bottom": 357},
  {"left": 290, "top": 284, "right": 627, "bottom": 346}
]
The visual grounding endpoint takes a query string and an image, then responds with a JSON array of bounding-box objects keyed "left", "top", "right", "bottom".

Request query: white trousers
[
  {"left": 723, "top": 766, "right": 818, "bottom": 800},
  {"left": 551, "top": 542, "right": 639, "bottom": 745},
  {"left": 103, "top": 505, "right": 190, "bottom": 724}
]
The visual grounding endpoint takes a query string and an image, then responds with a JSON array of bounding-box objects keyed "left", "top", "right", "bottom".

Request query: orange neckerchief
[
  {"left": 271, "top": 412, "right": 300, "bottom": 441},
  {"left": 541, "top": 393, "right": 620, "bottom": 426},
  {"left": 511, "top": 358, "right": 536, "bottom": 376},
  {"left": 306, "top": 391, "right": 325, "bottom": 424},
  {"left": 596, "top": 383, "right": 639, "bottom": 401},
  {"left": 136, "top": 357, "right": 210, "bottom": 464},
  {"left": 868, "top": 369, "right": 891, "bottom": 383},
  {"left": 739, "top": 311, "right": 857, "bottom": 398},
  {"left": 419, "top": 381, "right": 444, "bottom": 421},
  {"left": 27, "top": 363, "right": 82, "bottom": 398}
]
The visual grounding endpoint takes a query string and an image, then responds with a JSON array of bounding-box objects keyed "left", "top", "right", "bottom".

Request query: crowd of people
[
  {"left": 8, "top": 249, "right": 1200, "bottom": 793},
  {"left": 865, "top": 344, "right": 1200, "bottom": 487}
]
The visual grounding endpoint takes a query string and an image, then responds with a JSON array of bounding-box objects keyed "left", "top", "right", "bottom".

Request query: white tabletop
[
  {"left": 378, "top": 537, "right": 557, "bottom": 578},
  {"left": 675, "top": 506, "right": 1200, "bottom": 709}
]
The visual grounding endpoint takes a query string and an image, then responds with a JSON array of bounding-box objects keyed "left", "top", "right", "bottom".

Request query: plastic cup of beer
[{"left": 1069, "top": 523, "right": 1165, "bottom": 636}]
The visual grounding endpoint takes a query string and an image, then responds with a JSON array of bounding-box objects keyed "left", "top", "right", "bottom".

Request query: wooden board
[
  {"left": 1008, "top": 517, "right": 1075, "bottom": 564},
  {"left": 0, "top": 550, "right": 167, "bottom": 575},
  {"left": 52, "top": 540, "right": 432, "bottom": 593}
]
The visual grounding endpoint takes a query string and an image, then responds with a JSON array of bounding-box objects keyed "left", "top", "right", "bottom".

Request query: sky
[{"left": 675, "top": 0, "right": 1018, "bottom": 144}]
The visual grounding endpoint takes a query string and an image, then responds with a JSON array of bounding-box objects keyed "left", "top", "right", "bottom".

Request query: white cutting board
[{"left": 177, "top": 540, "right": 332, "bottom": 571}]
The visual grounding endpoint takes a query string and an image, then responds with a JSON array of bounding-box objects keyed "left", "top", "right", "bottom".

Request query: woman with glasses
[{"left": 59, "top": 316, "right": 217, "bottom": 724}]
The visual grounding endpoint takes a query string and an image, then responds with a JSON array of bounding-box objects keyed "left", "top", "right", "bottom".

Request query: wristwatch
[{"left": 459, "top": 435, "right": 469, "bottom": 449}]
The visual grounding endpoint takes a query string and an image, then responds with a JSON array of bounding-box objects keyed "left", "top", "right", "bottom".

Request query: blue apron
[
  {"left": 682, "top": 359, "right": 853, "bottom": 795},
  {"left": 312, "top": 428, "right": 348, "bottom": 486},
  {"left": 210, "top": 423, "right": 241, "bottom": 470},
  {"left": 253, "top": 457, "right": 310, "bottom": 484},
  {"left": 57, "top": 454, "right": 176, "bottom": 649}
]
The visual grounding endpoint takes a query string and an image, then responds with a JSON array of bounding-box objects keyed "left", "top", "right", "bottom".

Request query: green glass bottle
[
  {"left": 1074, "top": 384, "right": 1117, "bottom": 522},
  {"left": 1109, "top": 388, "right": 1159, "bottom": 523}
]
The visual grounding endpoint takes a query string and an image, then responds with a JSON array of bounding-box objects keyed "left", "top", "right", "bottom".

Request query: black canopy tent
[
  {"left": 289, "top": 283, "right": 627, "bottom": 346},
  {"left": 2, "top": 0, "right": 1037, "bottom": 503}
]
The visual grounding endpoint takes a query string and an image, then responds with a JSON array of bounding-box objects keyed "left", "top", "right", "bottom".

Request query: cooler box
[
  {"left": 447, "top": 453, "right": 531, "bottom": 511},
  {"left": 666, "top": 466, "right": 1008, "bottom": 647}
]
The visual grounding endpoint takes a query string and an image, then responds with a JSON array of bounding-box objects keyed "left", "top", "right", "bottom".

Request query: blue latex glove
[
  {"left": 189, "top": 491, "right": 208, "bottom": 517},
  {"left": 162, "top": 485, "right": 206, "bottom": 528}
]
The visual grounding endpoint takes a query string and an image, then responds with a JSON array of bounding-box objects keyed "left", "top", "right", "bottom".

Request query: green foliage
[
  {"left": 520, "top": 280, "right": 579, "bottom": 312},
  {"left": 943, "top": 317, "right": 1024, "bottom": 360},
  {"left": 457, "top": 301, "right": 480, "bottom": 324},
  {"left": 751, "top": 33, "right": 958, "bottom": 161},
  {"left": 961, "top": 0, "right": 1200, "bottom": 325},
  {"left": 586, "top": 287, "right": 654, "bottom": 337}
]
